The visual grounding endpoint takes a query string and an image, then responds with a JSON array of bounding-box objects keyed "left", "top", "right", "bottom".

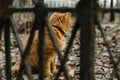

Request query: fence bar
[
  {"left": 34, "top": 2, "right": 46, "bottom": 79},
  {"left": 0, "top": 7, "right": 118, "bottom": 14},
  {"left": 11, "top": 7, "right": 75, "bottom": 13},
  {"left": 55, "top": 23, "right": 79, "bottom": 80},
  {"left": 76, "top": 0, "right": 96, "bottom": 80},
  {"left": 103, "top": 0, "right": 106, "bottom": 8},
  {"left": 102, "top": 8, "right": 120, "bottom": 12},
  {"left": 46, "top": 23, "right": 69, "bottom": 80},
  {"left": 4, "top": 18, "right": 11, "bottom": 80},
  {"left": 10, "top": 18, "right": 24, "bottom": 54},
  {"left": 96, "top": 21, "right": 120, "bottom": 80},
  {"left": 101, "top": 0, "right": 106, "bottom": 19},
  {"left": 16, "top": 22, "right": 36, "bottom": 80},
  {"left": 110, "top": 0, "right": 114, "bottom": 21},
  {"left": 47, "top": 7, "right": 75, "bottom": 12},
  {"left": 38, "top": 19, "right": 45, "bottom": 80},
  {"left": 0, "top": 70, "right": 2, "bottom": 80},
  {"left": 0, "top": 20, "right": 3, "bottom": 40}
]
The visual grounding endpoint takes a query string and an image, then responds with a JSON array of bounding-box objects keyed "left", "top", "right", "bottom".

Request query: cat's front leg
[
  {"left": 44, "top": 55, "right": 53, "bottom": 77},
  {"left": 11, "top": 64, "right": 20, "bottom": 74},
  {"left": 11, "top": 53, "right": 21, "bottom": 74},
  {"left": 51, "top": 55, "right": 57, "bottom": 74}
]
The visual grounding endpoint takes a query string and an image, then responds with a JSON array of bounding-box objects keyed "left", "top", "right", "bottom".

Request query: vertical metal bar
[
  {"left": 104, "top": 0, "right": 106, "bottom": 8},
  {"left": 110, "top": 0, "right": 114, "bottom": 21},
  {"left": 76, "top": 0, "right": 95, "bottom": 80},
  {"left": 0, "top": 20, "right": 4, "bottom": 78},
  {"left": 0, "top": 22, "right": 3, "bottom": 40},
  {"left": 4, "top": 18, "right": 11, "bottom": 80},
  {"left": 36, "top": 0, "right": 45, "bottom": 76},
  {"left": 0, "top": 72, "right": 2, "bottom": 80},
  {"left": 102, "top": 0, "right": 106, "bottom": 19},
  {"left": 80, "top": 20, "right": 95, "bottom": 80},
  {"left": 37, "top": 0, "right": 44, "bottom": 3},
  {"left": 38, "top": 20, "right": 45, "bottom": 80},
  {"left": 40, "top": 0, "right": 44, "bottom": 2},
  {"left": 34, "top": 2, "right": 46, "bottom": 80}
]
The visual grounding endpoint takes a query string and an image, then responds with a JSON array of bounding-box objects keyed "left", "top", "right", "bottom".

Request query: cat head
[{"left": 49, "top": 12, "right": 72, "bottom": 34}]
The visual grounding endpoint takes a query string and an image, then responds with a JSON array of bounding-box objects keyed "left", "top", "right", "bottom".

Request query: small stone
[{"left": 68, "top": 69, "right": 75, "bottom": 77}]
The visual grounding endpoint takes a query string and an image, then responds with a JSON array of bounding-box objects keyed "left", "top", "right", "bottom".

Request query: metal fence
[{"left": 0, "top": 0, "right": 120, "bottom": 80}]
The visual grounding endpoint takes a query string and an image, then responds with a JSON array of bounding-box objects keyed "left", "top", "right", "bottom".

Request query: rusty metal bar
[{"left": 4, "top": 17, "right": 11, "bottom": 80}]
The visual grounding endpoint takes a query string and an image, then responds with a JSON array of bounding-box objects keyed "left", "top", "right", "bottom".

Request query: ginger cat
[{"left": 12, "top": 12, "right": 72, "bottom": 77}]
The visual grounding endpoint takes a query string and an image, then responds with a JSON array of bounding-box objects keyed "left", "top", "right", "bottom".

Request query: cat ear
[
  {"left": 65, "top": 12, "right": 71, "bottom": 16},
  {"left": 49, "top": 12, "right": 60, "bottom": 20},
  {"left": 53, "top": 12, "right": 61, "bottom": 15}
]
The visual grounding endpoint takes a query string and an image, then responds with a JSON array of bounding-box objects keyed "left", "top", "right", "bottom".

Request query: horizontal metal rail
[
  {"left": 9, "top": 7, "right": 75, "bottom": 13},
  {"left": 102, "top": 8, "right": 120, "bottom": 12},
  {"left": 1, "top": 7, "right": 120, "bottom": 14}
]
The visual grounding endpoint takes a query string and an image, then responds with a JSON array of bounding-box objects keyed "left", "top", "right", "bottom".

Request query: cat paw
[
  {"left": 11, "top": 65, "right": 19, "bottom": 74},
  {"left": 51, "top": 66, "right": 57, "bottom": 74},
  {"left": 44, "top": 71, "right": 53, "bottom": 77}
]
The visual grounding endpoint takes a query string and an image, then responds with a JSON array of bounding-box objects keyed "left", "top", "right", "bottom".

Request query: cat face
[{"left": 49, "top": 12, "right": 72, "bottom": 33}]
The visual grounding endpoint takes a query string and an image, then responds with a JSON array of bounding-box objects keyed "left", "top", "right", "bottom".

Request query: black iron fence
[{"left": 0, "top": 0, "right": 120, "bottom": 80}]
